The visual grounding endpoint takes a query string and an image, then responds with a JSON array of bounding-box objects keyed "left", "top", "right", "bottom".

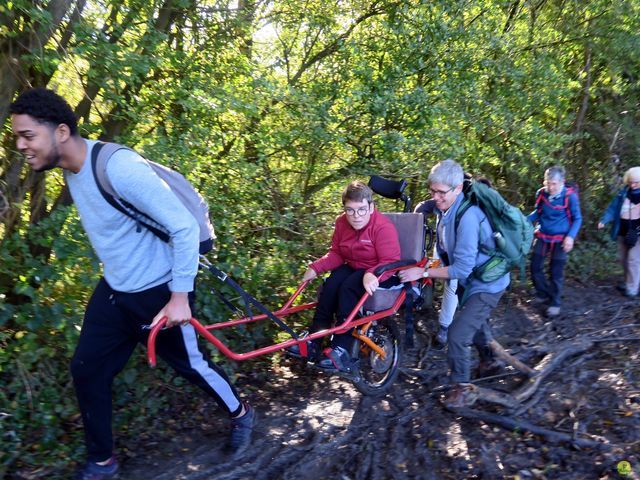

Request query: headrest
[{"left": 368, "top": 175, "right": 407, "bottom": 200}]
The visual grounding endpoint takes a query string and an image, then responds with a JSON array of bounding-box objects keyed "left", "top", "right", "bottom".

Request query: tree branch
[{"left": 448, "top": 407, "right": 611, "bottom": 450}]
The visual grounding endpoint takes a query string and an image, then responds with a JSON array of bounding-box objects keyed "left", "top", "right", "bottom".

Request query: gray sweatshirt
[{"left": 65, "top": 139, "right": 199, "bottom": 293}]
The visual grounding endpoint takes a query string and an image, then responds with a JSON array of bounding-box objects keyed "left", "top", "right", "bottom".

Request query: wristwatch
[{"left": 422, "top": 269, "right": 430, "bottom": 278}]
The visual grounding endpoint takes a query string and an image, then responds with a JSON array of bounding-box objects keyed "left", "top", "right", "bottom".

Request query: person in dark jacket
[
  {"left": 289, "top": 181, "right": 401, "bottom": 372},
  {"left": 527, "top": 166, "right": 582, "bottom": 317},
  {"left": 598, "top": 166, "right": 640, "bottom": 297}
]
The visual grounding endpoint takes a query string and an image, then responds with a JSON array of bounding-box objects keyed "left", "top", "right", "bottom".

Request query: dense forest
[{"left": 1, "top": 0, "right": 639, "bottom": 478}]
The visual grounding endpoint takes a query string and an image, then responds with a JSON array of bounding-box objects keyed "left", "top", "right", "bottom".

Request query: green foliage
[
  {"left": 0, "top": 208, "right": 95, "bottom": 473},
  {"left": 2, "top": 0, "right": 640, "bottom": 476},
  {"left": 567, "top": 236, "right": 624, "bottom": 282}
]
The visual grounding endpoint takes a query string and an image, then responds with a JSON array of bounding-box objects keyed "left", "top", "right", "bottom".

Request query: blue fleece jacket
[
  {"left": 436, "top": 193, "right": 510, "bottom": 297},
  {"left": 527, "top": 186, "right": 582, "bottom": 241},
  {"left": 599, "top": 186, "right": 631, "bottom": 240}
]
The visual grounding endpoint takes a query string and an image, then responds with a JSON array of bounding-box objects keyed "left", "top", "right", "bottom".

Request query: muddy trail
[{"left": 104, "top": 280, "right": 640, "bottom": 479}]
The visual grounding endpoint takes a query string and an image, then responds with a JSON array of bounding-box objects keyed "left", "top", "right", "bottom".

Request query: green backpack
[{"left": 455, "top": 179, "right": 534, "bottom": 282}]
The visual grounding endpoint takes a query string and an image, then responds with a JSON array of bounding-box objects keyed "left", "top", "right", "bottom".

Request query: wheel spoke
[{"left": 353, "top": 319, "right": 402, "bottom": 395}]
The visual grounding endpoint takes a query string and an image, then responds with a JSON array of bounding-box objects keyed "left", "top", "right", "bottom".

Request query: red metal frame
[{"left": 147, "top": 261, "right": 428, "bottom": 366}]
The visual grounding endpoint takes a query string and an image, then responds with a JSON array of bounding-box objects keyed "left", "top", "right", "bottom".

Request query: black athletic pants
[
  {"left": 310, "top": 264, "right": 399, "bottom": 353},
  {"left": 70, "top": 278, "right": 242, "bottom": 462}
]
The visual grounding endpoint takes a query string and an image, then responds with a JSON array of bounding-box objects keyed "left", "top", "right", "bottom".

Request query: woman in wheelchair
[{"left": 287, "top": 181, "right": 401, "bottom": 372}]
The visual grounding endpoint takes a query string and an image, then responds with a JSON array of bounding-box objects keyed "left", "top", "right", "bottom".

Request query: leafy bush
[
  {"left": 566, "top": 233, "right": 624, "bottom": 282},
  {"left": 0, "top": 204, "right": 313, "bottom": 476}
]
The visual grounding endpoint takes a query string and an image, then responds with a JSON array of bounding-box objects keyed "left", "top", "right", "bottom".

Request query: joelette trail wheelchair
[{"left": 147, "top": 177, "right": 432, "bottom": 395}]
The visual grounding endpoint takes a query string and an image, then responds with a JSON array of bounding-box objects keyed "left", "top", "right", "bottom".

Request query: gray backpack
[{"left": 91, "top": 142, "right": 215, "bottom": 254}]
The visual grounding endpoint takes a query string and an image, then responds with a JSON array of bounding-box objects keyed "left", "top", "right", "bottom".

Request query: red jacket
[{"left": 310, "top": 209, "right": 401, "bottom": 282}]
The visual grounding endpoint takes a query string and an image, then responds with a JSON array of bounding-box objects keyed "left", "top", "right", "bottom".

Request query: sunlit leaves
[{"left": 2, "top": 0, "right": 640, "bottom": 475}]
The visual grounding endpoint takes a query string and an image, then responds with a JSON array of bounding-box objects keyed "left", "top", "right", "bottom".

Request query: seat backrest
[
  {"left": 384, "top": 212, "right": 425, "bottom": 262},
  {"left": 362, "top": 212, "right": 425, "bottom": 313}
]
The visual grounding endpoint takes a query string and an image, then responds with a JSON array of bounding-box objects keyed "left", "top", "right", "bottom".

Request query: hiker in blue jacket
[
  {"left": 527, "top": 166, "right": 582, "bottom": 317},
  {"left": 399, "top": 160, "right": 509, "bottom": 408},
  {"left": 597, "top": 166, "right": 640, "bottom": 298},
  {"left": 414, "top": 176, "right": 494, "bottom": 347},
  {"left": 10, "top": 88, "right": 255, "bottom": 480}
]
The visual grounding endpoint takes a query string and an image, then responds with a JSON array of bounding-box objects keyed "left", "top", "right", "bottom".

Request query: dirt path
[{"left": 115, "top": 280, "right": 640, "bottom": 479}]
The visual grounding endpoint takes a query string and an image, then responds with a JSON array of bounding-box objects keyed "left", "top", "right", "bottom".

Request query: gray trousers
[{"left": 447, "top": 291, "right": 504, "bottom": 383}]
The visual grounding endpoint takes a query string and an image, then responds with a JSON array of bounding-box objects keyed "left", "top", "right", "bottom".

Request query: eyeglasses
[
  {"left": 429, "top": 187, "right": 454, "bottom": 197},
  {"left": 344, "top": 205, "right": 371, "bottom": 217}
]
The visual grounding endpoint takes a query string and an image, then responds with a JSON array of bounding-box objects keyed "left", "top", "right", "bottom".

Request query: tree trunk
[{"left": 0, "top": 0, "right": 75, "bottom": 126}]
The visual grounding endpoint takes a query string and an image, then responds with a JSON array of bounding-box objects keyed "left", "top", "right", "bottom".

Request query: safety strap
[
  {"left": 535, "top": 231, "right": 565, "bottom": 243},
  {"left": 210, "top": 284, "right": 246, "bottom": 318},
  {"left": 535, "top": 187, "right": 576, "bottom": 225},
  {"left": 199, "top": 257, "right": 299, "bottom": 340}
]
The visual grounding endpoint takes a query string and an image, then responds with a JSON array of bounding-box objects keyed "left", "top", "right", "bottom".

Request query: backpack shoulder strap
[
  {"left": 454, "top": 198, "right": 473, "bottom": 229},
  {"left": 91, "top": 141, "right": 133, "bottom": 203},
  {"left": 453, "top": 186, "right": 492, "bottom": 257},
  {"left": 563, "top": 186, "right": 579, "bottom": 225},
  {"left": 454, "top": 180, "right": 474, "bottom": 229},
  {"left": 535, "top": 187, "right": 546, "bottom": 213},
  {"left": 91, "top": 141, "right": 156, "bottom": 234},
  {"left": 564, "top": 186, "right": 578, "bottom": 207}
]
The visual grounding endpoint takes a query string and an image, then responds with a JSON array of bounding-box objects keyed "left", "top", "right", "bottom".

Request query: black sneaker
[
  {"left": 317, "top": 346, "right": 353, "bottom": 373},
  {"left": 225, "top": 402, "right": 256, "bottom": 455},
  {"left": 285, "top": 338, "right": 319, "bottom": 360},
  {"left": 74, "top": 456, "right": 119, "bottom": 480}
]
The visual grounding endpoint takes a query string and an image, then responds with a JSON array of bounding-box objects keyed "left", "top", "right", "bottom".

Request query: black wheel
[{"left": 352, "top": 318, "right": 403, "bottom": 395}]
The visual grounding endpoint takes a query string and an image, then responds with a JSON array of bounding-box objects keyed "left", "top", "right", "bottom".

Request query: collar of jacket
[{"left": 436, "top": 191, "right": 464, "bottom": 223}]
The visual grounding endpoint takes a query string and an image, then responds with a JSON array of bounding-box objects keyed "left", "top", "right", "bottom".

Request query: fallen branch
[
  {"left": 417, "top": 343, "right": 440, "bottom": 369},
  {"left": 488, "top": 339, "right": 536, "bottom": 376},
  {"left": 512, "top": 337, "right": 594, "bottom": 403},
  {"left": 447, "top": 407, "right": 611, "bottom": 450},
  {"left": 399, "top": 367, "right": 438, "bottom": 382},
  {"left": 512, "top": 383, "right": 549, "bottom": 417},
  {"left": 471, "top": 371, "right": 518, "bottom": 383},
  {"left": 586, "top": 323, "right": 640, "bottom": 337},
  {"left": 603, "top": 306, "right": 624, "bottom": 325},
  {"left": 470, "top": 385, "right": 520, "bottom": 409},
  {"left": 457, "top": 337, "right": 594, "bottom": 409},
  {"left": 591, "top": 337, "right": 640, "bottom": 343},
  {"left": 574, "top": 299, "right": 639, "bottom": 314}
]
